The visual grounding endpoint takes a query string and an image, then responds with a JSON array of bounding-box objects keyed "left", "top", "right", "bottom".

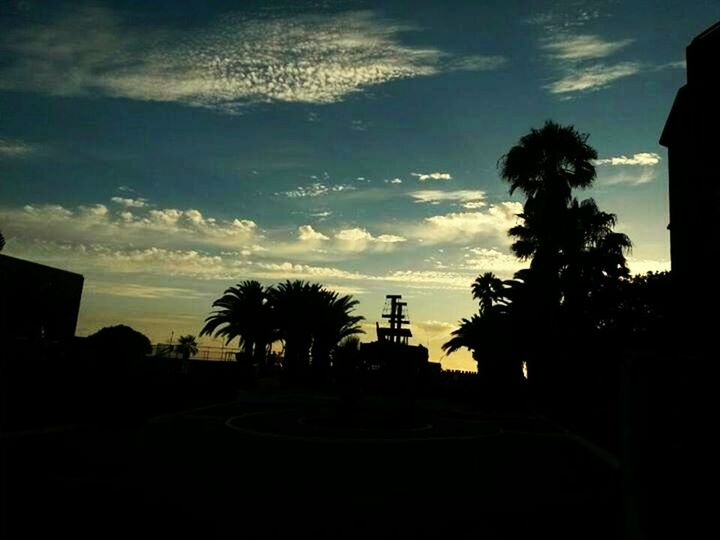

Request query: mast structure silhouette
[{"left": 377, "top": 294, "right": 412, "bottom": 345}]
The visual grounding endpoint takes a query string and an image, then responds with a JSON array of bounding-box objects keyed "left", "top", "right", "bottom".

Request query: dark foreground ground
[{"left": 2, "top": 391, "right": 622, "bottom": 540}]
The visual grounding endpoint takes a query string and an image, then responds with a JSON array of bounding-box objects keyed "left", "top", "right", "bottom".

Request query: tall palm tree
[
  {"left": 176, "top": 335, "right": 199, "bottom": 360},
  {"left": 499, "top": 120, "right": 597, "bottom": 207},
  {"left": 200, "top": 280, "right": 274, "bottom": 364},
  {"left": 268, "top": 280, "right": 364, "bottom": 376},
  {"left": 471, "top": 272, "right": 506, "bottom": 316},
  {"left": 267, "top": 280, "right": 320, "bottom": 374},
  {"left": 442, "top": 314, "right": 486, "bottom": 361},
  {"left": 500, "top": 121, "right": 599, "bottom": 309},
  {"left": 311, "top": 289, "right": 364, "bottom": 375},
  {"left": 442, "top": 310, "right": 523, "bottom": 383}
]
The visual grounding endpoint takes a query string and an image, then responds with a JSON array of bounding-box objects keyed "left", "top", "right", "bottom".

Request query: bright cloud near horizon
[{"left": 1, "top": 0, "right": 706, "bottom": 371}]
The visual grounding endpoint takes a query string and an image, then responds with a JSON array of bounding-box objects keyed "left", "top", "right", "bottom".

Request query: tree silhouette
[
  {"left": 446, "top": 121, "right": 633, "bottom": 388},
  {"left": 0, "top": 229, "right": 5, "bottom": 252},
  {"left": 471, "top": 272, "right": 506, "bottom": 316},
  {"left": 268, "top": 280, "right": 363, "bottom": 376},
  {"left": 202, "top": 279, "right": 363, "bottom": 377},
  {"left": 200, "top": 280, "right": 274, "bottom": 365},
  {"left": 500, "top": 120, "right": 597, "bottom": 205},
  {"left": 500, "top": 120, "right": 599, "bottom": 312},
  {"left": 500, "top": 122, "right": 631, "bottom": 368},
  {"left": 87, "top": 324, "right": 152, "bottom": 361},
  {"left": 176, "top": 335, "right": 199, "bottom": 360},
  {"left": 311, "top": 289, "right": 364, "bottom": 376},
  {"left": 267, "top": 280, "right": 319, "bottom": 374},
  {"left": 444, "top": 273, "right": 525, "bottom": 383}
]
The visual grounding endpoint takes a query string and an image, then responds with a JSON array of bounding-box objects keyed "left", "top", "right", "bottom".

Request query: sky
[{"left": 1, "top": 0, "right": 718, "bottom": 370}]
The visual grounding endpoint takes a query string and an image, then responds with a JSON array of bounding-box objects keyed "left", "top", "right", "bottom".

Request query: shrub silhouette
[{"left": 86, "top": 324, "right": 152, "bottom": 361}]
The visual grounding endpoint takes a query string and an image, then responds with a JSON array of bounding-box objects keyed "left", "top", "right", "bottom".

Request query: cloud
[
  {"left": 5, "top": 203, "right": 261, "bottom": 250},
  {"left": 413, "top": 320, "right": 456, "bottom": 335},
  {"left": 599, "top": 168, "right": 657, "bottom": 186},
  {"left": 380, "top": 270, "right": 475, "bottom": 290},
  {"left": 279, "top": 182, "right": 356, "bottom": 198},
  {"left": 111, "top": 196, "right": 148, "bottom": 208},
  {"left": 541, "top": 34, "right": 634, "bottom": 61},
  {"left": 87, "top": 281, "right": 205, "bottom": 299},
  {"left": 526, "top": 6, "right": 604, "bottom": 31},
  {"left": 594, "top": 152, "right": 661, "bottom": 166},
  {"left": 334, "top": 227, "right": 406, "bottom": 252},
  {"left": 656, "top": 60, "right": 686, "bottom": 71},
  {"left": 0, "top": 7, "right": 505, "bottom": 112},
  {"left": 462, "top": 247, "right": 526, "bottom": 278},
  {"left": 4, "top": 194, "right": 418, "bottom": 265},
  {"left": 411, "top": 202, "right": 522, "bottom": 244},
  {"left": 410, "top": 190, "right": 485, "bottom": 206},
  {"left": 252, "top": 261, "right": 369, "bottom": 281},
  {"left": 297, "top": 225, "right": 329, "bottom": 241},
  {"left": 462, "top": 201, "right": 486, "bottom": 209},
  {"left": 594, "top": 152, "right": 661, "bottom": 185},
  {"left": 539, "top": 28, "right": 643, "bottom": 95},
  {"left": 412, "top": 172, "right": 453, "bottom": 181},
  {"left": 545, "top": 62, "right": 642, "bottom": 94},
  {"left": 385, "top": 178, "right": 403, "bottom": 184},
  {"left": 7, "top": 239, "right": 485, "bottom": 296},
  {"left": 0, "top": 138, "right": 33, "bottom": 157}
]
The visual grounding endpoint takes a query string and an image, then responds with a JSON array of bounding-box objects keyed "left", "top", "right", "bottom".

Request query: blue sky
[{"left": 1, "top": 0, "right": 718, "bottom": 369}]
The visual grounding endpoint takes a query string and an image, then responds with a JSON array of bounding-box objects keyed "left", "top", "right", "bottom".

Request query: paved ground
[{"left": 2, "top": 394, "right": 622, "bottom": 539}]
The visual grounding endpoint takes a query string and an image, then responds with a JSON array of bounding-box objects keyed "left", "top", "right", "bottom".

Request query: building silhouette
[
  {"left": 0, "top": 254, "right": 84, "bottom": 343},
  {"left": 660, "top": 21, "right": 720, "bottom": 345},
  {"left": 360, "top": 294, "right": 439, "bottom": 375}
]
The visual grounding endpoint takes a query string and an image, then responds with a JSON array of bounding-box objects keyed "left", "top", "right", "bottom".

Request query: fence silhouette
[{"left": 150, "top": 343, "right": 242, "bottom": 362}]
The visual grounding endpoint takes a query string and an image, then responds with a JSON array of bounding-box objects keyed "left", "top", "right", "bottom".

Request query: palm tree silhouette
[
  {"left": 311, "top": 289, "right": 364, "bottom": 376},
  {"left": 498, "top": 121, "right": 633, "bottom": 388},
  {"left": 268, "top": 280, "right": 364, "bottom": 376},
  {"left": 471, "top": 272, "right": 506, "bottom": 316},
  {"left": 442, "top": 314, "right": 486, "bottom": 362},
  {"left": 500, "top": 120, "right": 597, "bottom": 207},
  {"left": 500, "top": 121, "right": 599, "bottom": 310},
  {"left": 267, "top": 280, "right": 318, "bottom": 374},
  {"left": 200, "top": 280, "right": 274, "bottom": 365},
  {"left": 176, "top": 335, "right": 199, "bottom": 360}
]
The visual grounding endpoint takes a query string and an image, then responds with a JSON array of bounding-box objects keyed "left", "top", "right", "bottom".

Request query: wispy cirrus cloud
[
  {"left": 594, "top": 152, "right": 661, "bottom": 166},
  {"left": 0, "top": 6, "right": 505, "bottom": 113},
  {"left": 540, "top": 31, "right": 640, "bottom": 95},
  {"left": 595, "top": 152, "right": 662, "bottom": 185},
  {"left": 411, "top": 172, "right": 453, "bottom": 181},
  {"left": 410, "top": 190, "right": 485, "bottom": 207},
  {"left": 545, "top": 61, "right": 642, "bottom": 94},
  {"left": 0, "top": 137, "right": 34, "bottom": 157},
  {"left": 278, "top": 182, "right": 357, "bottom": 198},
  {"left": 541, "top": 34, "right": 634, "bottom": 61},
  {"left": 87, "top": 281, "right": 206, "bottom": 300},
  {"left": 529, "top": 2, "right": 641, "bottom": 96}
]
